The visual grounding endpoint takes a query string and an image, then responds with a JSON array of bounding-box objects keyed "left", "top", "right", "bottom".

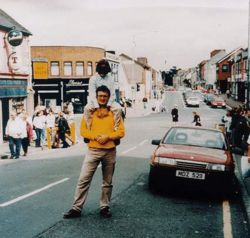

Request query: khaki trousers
[{"left": 72, "top": 148, "right": 116, "bottom": 212}]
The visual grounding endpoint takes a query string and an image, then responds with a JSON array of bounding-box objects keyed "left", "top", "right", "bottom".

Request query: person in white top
[
  {"left": 5, "top": 111, "right": 23, "bottom": 159},
  {"left": 33, "top": 110, "right": 46, "bottom": 148},
  {"left": 46, "top": 109, "right": 56, "bottom": 128},
  {"left": 84, "top": 59, "right": 121, "bottom": 131}
]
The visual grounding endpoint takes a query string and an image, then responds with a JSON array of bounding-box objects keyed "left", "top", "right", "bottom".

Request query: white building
[
  {"left": 204, "top": 49, "right": 227, "bottom": 89},
  {"left": 0, "top": 9, "right": 32, "bottom": 143}
]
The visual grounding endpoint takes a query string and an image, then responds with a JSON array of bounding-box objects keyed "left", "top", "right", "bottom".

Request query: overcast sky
[{"left": 1, "top": 0, "right": 249, "bottom": 69}]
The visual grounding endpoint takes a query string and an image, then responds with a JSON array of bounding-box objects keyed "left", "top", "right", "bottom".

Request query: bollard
[
  {"left": 215, "top": 123, "right": 225, "bottom": 133},
  {"left": 46, "top": 127, "right": 52, "bottom": 149}
]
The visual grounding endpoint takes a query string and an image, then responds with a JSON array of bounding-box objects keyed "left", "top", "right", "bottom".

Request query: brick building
[
  {"left": 216, "top": 48, "right": 242, "bottom": 94},
  {"left": 31, "top": 46, "right": 105, "bottom": 113}
]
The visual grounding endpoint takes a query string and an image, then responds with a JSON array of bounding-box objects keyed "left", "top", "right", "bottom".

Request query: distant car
[
  {"left": 186, "top": 96, "right": 200, "bottom": 107},
  {"left": 210, "top": 97, "right": 226, "bottom": 108},
  {"left": 191, "top": 90, "right": 204, "bottom": 102},
  {"left": 205, "top": 94, "right": 215, "bottom": 105},
  {"left": 183, "top": 91, "right": 193, "bottom": 101},
  {"left": 178, "top": 86, "right": 185, "bottom": 92},
  {"left": 149, "top": 126, "right": 235, "bottom": 194}
]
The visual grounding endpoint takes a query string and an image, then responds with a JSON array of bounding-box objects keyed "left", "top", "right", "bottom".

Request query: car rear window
[{"left": 163, "top": 128, "right": 226, "bottom": 150}]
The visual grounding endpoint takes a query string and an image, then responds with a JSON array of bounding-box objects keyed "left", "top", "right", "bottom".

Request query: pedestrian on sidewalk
[
  {"left": 171, "top": 105, "right": 179, "bottom": 124},
  {"left": 142, "top": 97, "right": 148, "bottom": 109},
  {"left": 192, "top": 112, "right": 201, "bottom": 126},
  {"left": 226, "top": 89, "right": 230, "bottom": 99},
  {"left": 222, "top": 111, "right": 232, "bottom": 144},
  {"left": 5, "top": 111, "right": 23, "bottom": 159},
  {"left": 21, "top": 113, "right": 33, "bottom": 156},
  {"left": 33, "top": 111, "right": 46, "bottom": 148},
  {"left": 64, "top": 85, "right": 125, "bottom": 219},
  {"left": 57, "top": 111, "right": 70, "bottom": 148}
]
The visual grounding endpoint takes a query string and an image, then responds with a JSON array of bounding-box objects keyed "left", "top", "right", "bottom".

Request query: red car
[
  {"left": 210, "top": 97, "right": 226, "bottom": 108},
  {"left": 149, "top": 126, "right": 235, "bottom": 194}
]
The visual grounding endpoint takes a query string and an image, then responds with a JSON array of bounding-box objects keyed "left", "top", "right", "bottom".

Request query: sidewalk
[
  {"left": 220, "top": 93, "right": 243, "bottom": 109},
  {"left": 220, "top": 94, "right": 250, "bottom": 225},
  {"left": 0, "top": 141, "right": 51, "bottom": 160},
  {"left": 125, "top": 98, "right": 159, "bottom": 118}
]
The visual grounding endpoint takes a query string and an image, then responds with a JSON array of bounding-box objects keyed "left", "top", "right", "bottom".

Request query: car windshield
[{"left": 163, "top": 127, "right": 226, "bottom": 150}]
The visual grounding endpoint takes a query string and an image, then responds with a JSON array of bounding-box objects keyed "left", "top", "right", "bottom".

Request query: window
[
  {"left": 64, "top": 62, "right": 72, "bottom": 76},
  {"left": 76, "top": 62, "right": 84, "bottom": 76},
  {"left": 51, "top": 61, "right": 59, "bottom": 76},
  {"left": 221, "top": 64, "right": 229, "bottom": 72},
  {"left": 87, "top": 62, "right": 93, "bottom": 76}
]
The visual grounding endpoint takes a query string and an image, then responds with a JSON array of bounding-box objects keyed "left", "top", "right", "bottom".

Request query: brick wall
[{"left": 31, "top": 46, "right": 105, "bottom": 78}]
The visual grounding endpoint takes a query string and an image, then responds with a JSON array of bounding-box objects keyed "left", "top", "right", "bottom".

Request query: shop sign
[
  {"left": 7, "top": 29, "right": 23, "bottom": 47},
  {"left": 33, "top": 62, "right": 48, "bottom": 79},
  {"left": 67, "top": 80, "right": 84, "bottom": 86}
]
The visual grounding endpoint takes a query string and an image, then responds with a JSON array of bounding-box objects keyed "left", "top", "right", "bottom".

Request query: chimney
[
  {"left": 210, "top": 49, "right": 225, "bottom": 58},
  {"left": 137, "top": 57, "right": 148, "bottom": 65}
]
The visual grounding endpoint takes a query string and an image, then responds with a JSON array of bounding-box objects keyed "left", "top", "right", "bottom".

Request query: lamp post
[{"left": 247, "top": 0, "right": 250, "bottom": 109}]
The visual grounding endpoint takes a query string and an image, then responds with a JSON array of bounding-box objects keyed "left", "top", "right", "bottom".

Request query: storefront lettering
[{"left": 67, "top": 80, "right": 84, "bottom": 86}]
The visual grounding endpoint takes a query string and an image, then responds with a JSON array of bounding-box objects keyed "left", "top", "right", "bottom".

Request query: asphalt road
[{"left": 0, "top": 91, "right": 249, "bottom": 238}]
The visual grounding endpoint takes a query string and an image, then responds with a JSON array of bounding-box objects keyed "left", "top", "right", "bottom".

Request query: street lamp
[{"left": 247, "top": 0, "right": 250, "bottom": 109}]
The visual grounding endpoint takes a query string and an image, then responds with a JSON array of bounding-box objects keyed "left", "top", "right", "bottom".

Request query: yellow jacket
[{"left": 80, "top": 109, "right": 125, "bottom": 149}]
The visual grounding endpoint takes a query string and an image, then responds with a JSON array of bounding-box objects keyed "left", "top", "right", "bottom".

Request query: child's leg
[
  {"left": 110, "top": 103, "right": 122, "bottom": 130},
  {"left": 83, "top": 103, "right": 95, "bottom": 129}
]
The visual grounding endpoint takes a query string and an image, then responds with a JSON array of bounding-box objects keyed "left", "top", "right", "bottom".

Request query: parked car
[
  {"left": 149, "top": 126, "right": 235, "bottom": 195},
  {"left": 191, "top": 90, "right": 204, "bottom": 102},
  {"left": 210, "top": 97, "right": 226, "bottom": 108},
  {"left": 183, "top": 90, "right": 193, "bottom": 101},
  {"left": 204, "top": 94, "right": 215, "bottom": 105},
  {"left": 186, "top": 96, "right": 200, "bottom": 107}
]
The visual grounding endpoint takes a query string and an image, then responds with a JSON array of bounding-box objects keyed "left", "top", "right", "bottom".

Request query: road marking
[
  {"left": 139, "top": 139, "right": 148, "bottom": 146},
  {"left": 223, "top": 200, "right": 233, "bottom": 238},
  {"left": 0, "top": 178, "right": 69, "bottom": 207},
  {"left": 121, "top": 146, "right": 137, "bottom": 155}
]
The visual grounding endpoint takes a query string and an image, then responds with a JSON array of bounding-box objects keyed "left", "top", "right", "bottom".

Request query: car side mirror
[{"left": 151, "top": 139, "right": 161, "bottom": 145}]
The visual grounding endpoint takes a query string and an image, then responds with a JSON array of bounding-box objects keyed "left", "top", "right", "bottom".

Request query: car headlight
[
  {"left": 210, "top": 164, "right": 225, "bottom": 171},
  {"left": 158, "top": 157, "right": 176, "bottom": 165}
]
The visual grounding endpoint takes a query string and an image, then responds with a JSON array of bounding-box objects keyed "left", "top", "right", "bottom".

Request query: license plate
[{"left": 176, "top": 170, "right": 205, "bottom": 180}]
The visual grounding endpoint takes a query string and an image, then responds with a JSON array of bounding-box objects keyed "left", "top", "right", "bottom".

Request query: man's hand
[{"left": 96, "top": 134, "right": 109, "bottom": 144}]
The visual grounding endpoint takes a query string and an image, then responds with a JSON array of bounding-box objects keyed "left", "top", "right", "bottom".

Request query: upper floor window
[
  {"left": 51, "top": 61, "right": 59, "bottom": 76},
  {"left": 64, "top": 62, "right": 72, "bottom": 76},
  {"left": 87, "top": 62, "right": 93, "bottom": 76},
  {"left": 221, "top": 64, "right": 229, "bottom": 72},
  {"left": 76, "top": 62, "right": 84, "bottom": 76}
]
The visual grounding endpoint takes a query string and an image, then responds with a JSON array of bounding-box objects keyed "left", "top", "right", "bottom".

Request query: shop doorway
[{"left": 2, "top": 98, "right": 9, "bottom": 140}]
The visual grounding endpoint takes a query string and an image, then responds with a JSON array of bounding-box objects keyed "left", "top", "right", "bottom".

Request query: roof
[
  {"left": 216, "top": 47, "right": 243, "bottom": 64},
  {"left": 0, "top": 9, "right": 32, "bottom": 36}
]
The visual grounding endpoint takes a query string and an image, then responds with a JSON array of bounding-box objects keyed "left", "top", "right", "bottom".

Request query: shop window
[
  {"left": 64, "top": 62, "right": 72, "bottom": 76},
  {"left": 76, "top": 62, "right": 84, "bottom": 76},
  {"left": 87, "top": 62, "right": 93, "bottom": 76},
  {"left": 51, "top": 62, "right": 59, "bottom": 76}
]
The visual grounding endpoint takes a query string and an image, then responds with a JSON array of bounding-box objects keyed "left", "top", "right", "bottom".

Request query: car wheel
[{"left": 148, "top": 167, "right": 159, "bottom": 192}]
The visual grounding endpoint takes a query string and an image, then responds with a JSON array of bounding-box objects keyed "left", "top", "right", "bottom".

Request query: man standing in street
[
  {"left": 5, "top": 111, "right": 23, "bottom": 159},
  {"left": 64, "top": 85, "right": 125, "bottom": 219}
]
